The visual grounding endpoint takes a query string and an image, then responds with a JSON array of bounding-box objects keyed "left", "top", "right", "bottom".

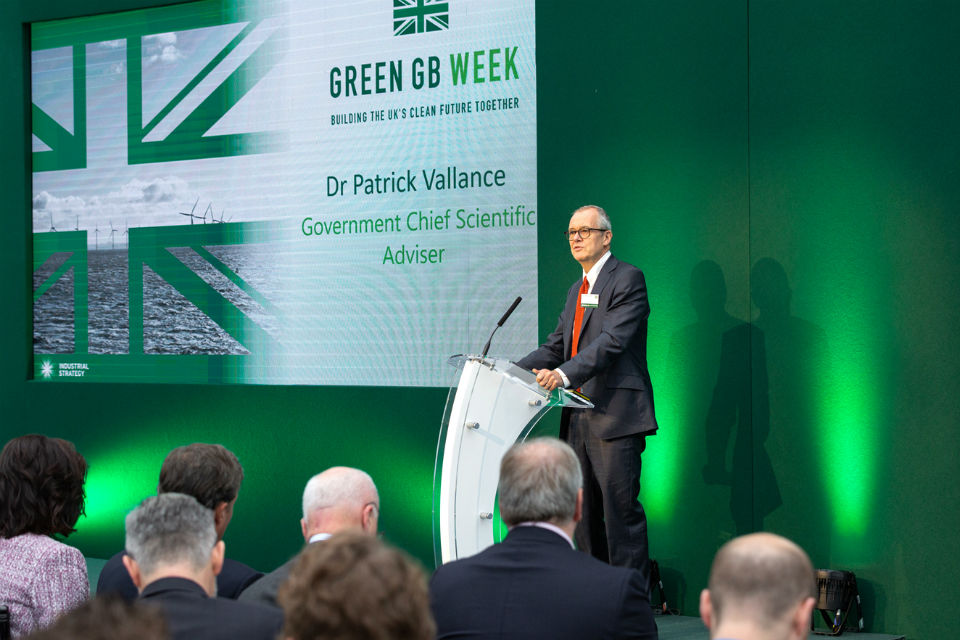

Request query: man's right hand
[{"left": 532, "top": 368, "right": 563, "bottom": 391}]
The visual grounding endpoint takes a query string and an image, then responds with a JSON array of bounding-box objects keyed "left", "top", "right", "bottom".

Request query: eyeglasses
[{"left": 564, "top": 227, "right": 608, "bottom": 240}]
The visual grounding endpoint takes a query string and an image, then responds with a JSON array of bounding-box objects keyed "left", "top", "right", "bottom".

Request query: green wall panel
[{"left": 749, "top": 2, "right": 960, "bottom": 638}]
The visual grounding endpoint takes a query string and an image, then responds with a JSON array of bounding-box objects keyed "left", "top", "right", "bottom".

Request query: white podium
[{"left": 432, "top": 355, "right": 593, "bottom": 566}]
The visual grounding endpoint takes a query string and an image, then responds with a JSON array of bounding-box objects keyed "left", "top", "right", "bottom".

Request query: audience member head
[
  {"left": 300, "top": 467, "right": 379, "bottom": 539},
  {"left": 123, "top": 493, "right": 224, "bottom": 597},
  {"left": 278, "top": 533, "right": 434, "bottom": 640},
  {"left": 498, "top": 437, "right": 582, "bottom": 532},
  {"left": 0, "top": 434, "right": 87, "bottom": 538},
  {"left": 700, "top": 532, "right": 817, "bottom": 640},
  {"left": 158, "top": 443, "right": 243, "bottom": 539},
  {"left": 24, "top": 595, "right": 168, "bottom": 640}
]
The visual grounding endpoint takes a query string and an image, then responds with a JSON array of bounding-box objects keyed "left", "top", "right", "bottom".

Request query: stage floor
[{"left": 656, "top": 614, "right": 905, "bottom": 640}]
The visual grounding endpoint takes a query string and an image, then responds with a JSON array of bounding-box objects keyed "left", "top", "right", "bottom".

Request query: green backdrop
[{"left": 3, "top": 2, "right": 958, "bottom": 638}]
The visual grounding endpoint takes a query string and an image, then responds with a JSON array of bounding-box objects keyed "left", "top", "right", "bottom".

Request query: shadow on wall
[
  {"left": 668, "top": 259, "right": 782, "bottom": 537},
  {"left": 749, "top": 257, "right": 830, "bottom": 567},
  {"left": 703, "top": 307, "right": 781, "bottom": 535},
  {"left": 667, "top": 257, "right": 829, "bottom": 553},
  {"left": 667, "top": 260, "right": 744, "bottom": 560},
  {"left": 651, "top": 257, "right": 836, "bottom": 618}
]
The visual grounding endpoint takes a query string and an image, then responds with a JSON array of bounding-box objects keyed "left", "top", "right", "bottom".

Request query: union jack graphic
[{"left": 393, "top": 0, "right": 449, "bottom": 36}]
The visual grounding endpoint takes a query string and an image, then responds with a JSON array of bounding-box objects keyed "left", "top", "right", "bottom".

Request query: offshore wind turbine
[
  {"left": 48, "top": 212, "right": 57, "bottom": 232},
  {"left": 109, "top": 220, "right": 118, "bottom": 249},
  {"left": 179, "top": 197, "right": 203, "bottom": 224}
]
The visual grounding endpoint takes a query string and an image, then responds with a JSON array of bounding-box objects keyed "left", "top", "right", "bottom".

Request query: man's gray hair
[
  {"left": 498, "top": 438, "right": 582, "bottom": 526},
  {"left": 125, "top": 493, "right": 217, "bottom": 576},
  {"left": 573, "top": 204, "right": 611, "bottom": 231},
  {"left": 302, "top": 467, "right": 378, "bottom": 519}
]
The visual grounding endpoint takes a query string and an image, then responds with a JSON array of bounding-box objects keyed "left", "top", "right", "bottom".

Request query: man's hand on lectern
[{"left": 533, "top": 368, "right": 563, "bottom": 391}]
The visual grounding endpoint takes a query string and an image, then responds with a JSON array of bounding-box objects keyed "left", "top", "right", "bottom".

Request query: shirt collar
[
  {"left": 582, "top": 251, "right": 612, "bottom": 291},
  {"left": 308, "top": 532, "right": 333, "bottom": 544},
  {"left": 511, "top": 522, "right": 575, "bottom": 548}
]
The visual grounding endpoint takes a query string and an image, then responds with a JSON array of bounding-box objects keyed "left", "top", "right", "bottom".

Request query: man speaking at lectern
[{"left": 516, "top": 204, "right": 658, "bottom": 589}]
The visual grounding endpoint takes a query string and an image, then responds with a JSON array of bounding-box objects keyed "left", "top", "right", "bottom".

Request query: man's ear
[
  {"left": 791, "top": 596, "right": 816, "bottom": 640},
  {"left": 573, "top": 488, "right": 584, "bottom": 524},
  {"left": 301, "top": 517, "right": 309, "bottom": 541},
  {"left": 213, "top": 502, "right": 229, "bottom": 529},
  {"left": 699, "top": 589, "right": 714, "bottom": 629},
  {"left": 210, "top": 540, "right": 225, "bottom": 577},
  {"left": 361, "top": 503, "right": 378, "bottom": 535},
  {"left": 122, "top": 554, "right": 143, "bottom": 591},
  {"left": 212, "top": 499, "right": 235, "bottom": 540}
]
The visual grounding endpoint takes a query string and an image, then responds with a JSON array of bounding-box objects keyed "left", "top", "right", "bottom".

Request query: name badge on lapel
[{"left": 580, "top": 293, "right": 599, "bottom": 308}]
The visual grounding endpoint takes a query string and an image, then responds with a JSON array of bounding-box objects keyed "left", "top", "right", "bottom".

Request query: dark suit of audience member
[
  {"left": 239, "top": 466, "right": 380, "bottom": 608},
  {"left": 140, "top": 577, "right": 281, "bottom": 640},
  {"left": 429, "top": 438, "right": 658, "bottom": 640},
  {"left": 238, "top": 556, "right": 297, "bottom": 608},
  {"left": 97, "top": 443, "right": 262, "bottom": 601},
  {"left": 98, "top": 552, "right": 261, "bottom": 600},
  {"left": 123, "top": 493, "right": 281, "bottom": 640},
  {"left": 432, "top": 525, "right": 656, "bottom": 640}
]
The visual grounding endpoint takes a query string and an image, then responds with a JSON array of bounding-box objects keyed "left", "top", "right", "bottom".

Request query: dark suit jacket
[
  {"left": 237, "top": 556, "right": 297, "bottom": 608},
  {"left": 429, "top": 526, "right": 658, "bottom": 640},
  {"left": 139, "top": 577, "right": 283, "bottom": 640},
  {"left": 97, "top": 551, "right": 263, "bottom": 601},
  {"left": 516, "top": 255, "right": 658, "bottom": 439}
]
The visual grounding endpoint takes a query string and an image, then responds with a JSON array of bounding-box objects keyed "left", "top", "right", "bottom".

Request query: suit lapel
[{"left": 579, "top": 256, "right": 618, "bottom": 337}]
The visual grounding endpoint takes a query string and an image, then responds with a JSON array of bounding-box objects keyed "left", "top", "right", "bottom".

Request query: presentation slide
[{"left": 31, "top": 0, "right": 537, "bottom": 385}]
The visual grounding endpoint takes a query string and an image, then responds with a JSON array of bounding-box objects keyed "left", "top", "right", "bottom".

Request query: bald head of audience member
[
  {"left": 700, "top": 533, "right": 817, "bottom": 640},
  {"left": 300, "top": 466, "right": 379, "bottom": 540},
  {"left": 278, "top": 533, "right": 434, "bottom": 640},
  {"left": 498, "top": 438, "right": 583, "bottom": 537}
]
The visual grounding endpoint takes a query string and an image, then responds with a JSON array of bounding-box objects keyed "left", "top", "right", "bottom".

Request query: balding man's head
[
  {"left": 498, "top": 438, "right": 582, "bottom": 527},
  {"left": 300, "top": 467, "right": 379, "bottom": 540},
  {"left": 701, "top": 533, "right": 816, "bottom": 640}
]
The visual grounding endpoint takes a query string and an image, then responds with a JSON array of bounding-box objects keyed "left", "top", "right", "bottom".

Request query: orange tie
[{"left": 571, "top": 277, "right": 589, "bottom": 357}]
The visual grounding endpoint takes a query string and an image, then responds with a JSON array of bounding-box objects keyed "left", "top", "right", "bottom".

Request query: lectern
[{"left": 433, "top": 355, "right": 593, "bottom": 566}]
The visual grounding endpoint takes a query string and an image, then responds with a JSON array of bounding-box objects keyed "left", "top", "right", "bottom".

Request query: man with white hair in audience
[
  {"left": 699, "top": 532, "right": 817, "bottom": 640},
  {"left": 122, "top": 493, "right": 282, "bottom": 640},
  {"left": 239, "top": 466, "right": 379, "bottom": 608}
]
